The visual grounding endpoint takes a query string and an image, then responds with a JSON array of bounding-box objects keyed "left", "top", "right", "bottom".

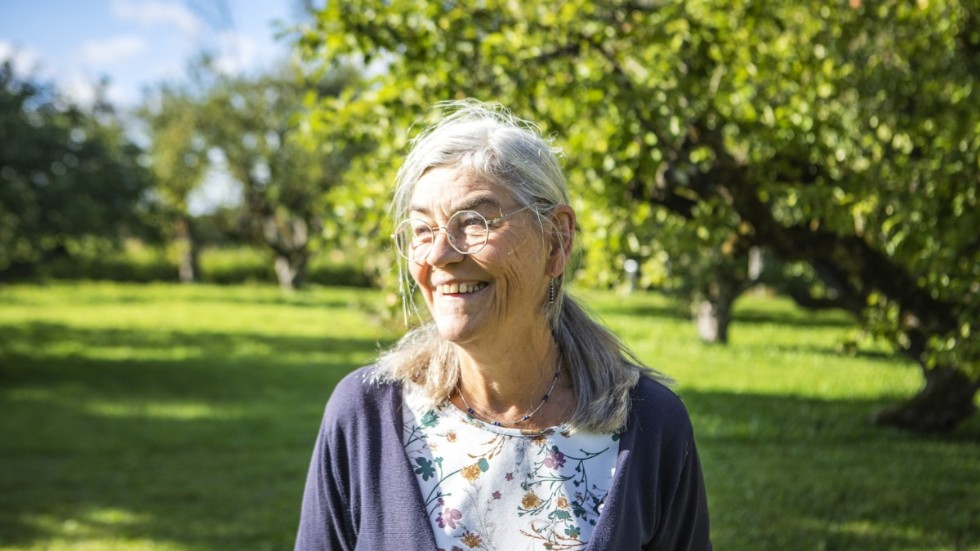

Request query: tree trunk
[
  {"left": 695, "top": 298, "right": 731, "bottom": 343},
  {"left": 262, "top": 213, "right": 312, "bottom": 291},
  {"left": 274, "top": 252, "right": 308, "bottom": 291},
  {"left": 791, "top": 264, "right": 978, "bottom": 432},
  {"left": 870, "top": 366, "right": 979, "bottom": 432},
  {"left": 695, "top": 268, "right": 743, "bottom": 344},
  {"left": 175, "top": 216, "right": 200, "bottom": 283}
]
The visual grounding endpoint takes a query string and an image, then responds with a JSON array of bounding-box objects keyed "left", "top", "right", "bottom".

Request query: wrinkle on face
[{"left": 408, "top": 167, "right": 552, "bottom": 348}]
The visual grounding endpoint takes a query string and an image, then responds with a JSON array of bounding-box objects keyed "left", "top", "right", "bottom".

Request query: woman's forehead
[{"left": 409, "top": 167, "right": 513, "bottom": 214}]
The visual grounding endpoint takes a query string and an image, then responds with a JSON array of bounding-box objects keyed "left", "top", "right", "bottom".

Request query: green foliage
[
  {"left": 139, "top": 83, "right": 209, "bottom": 215},
  {"left": 138, "top": 78, "right": 212, "bottom": 284},
  {"left": 133, "top": 57, "right": 367, "bottom": 289},
  {"left": 0, "top": 62, "right": 156, "bottom": 277},
  {"left": 298, "top": 0, "right": 979, "bottom": 379},
  {"left": 37, "top": 243, "right": 371, "bottom": 287},
  {"left": 191, "top": 62, "right": 364, "bottom": 289},
  {"left": 0, "top": 283, "right": 977, "bottom": 550},
  {"left": 45, "top": 239, "right": 177, "bottom": 283},
  {"left": 197, "top": 246, "right": 371, "bottom": 287}
]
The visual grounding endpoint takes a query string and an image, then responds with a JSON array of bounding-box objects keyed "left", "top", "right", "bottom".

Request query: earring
[{"left": 548, "top": 278, "right": 556, "bottom": 304}]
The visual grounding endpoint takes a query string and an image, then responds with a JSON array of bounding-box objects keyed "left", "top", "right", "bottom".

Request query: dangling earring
[{"left": 548, "top": 278, "right": 556, "bottom": 304}]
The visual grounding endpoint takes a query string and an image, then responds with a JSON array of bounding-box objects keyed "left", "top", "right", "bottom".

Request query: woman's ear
[{"left": 546, "top": 205, "right": 576, "bottom": 277}]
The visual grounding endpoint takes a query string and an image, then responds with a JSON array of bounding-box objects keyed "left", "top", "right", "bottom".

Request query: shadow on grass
[
  {"left": 682, "top": 389, "right": 980, "bottom": 550},
  {"left": 749, "top": 343, "right": 908, "bottom": 366},
  {"left": 589, "top": 297, "right": 855, "bottom": 330},
  {"left": 0, "top": 321, "right": 388, "bottom": 550},
  {"left": 2, "top": 321, "right": 977, "bottom": 550},
  {"left": 730, "top": 308, "right": 854, "bottom": 329},
  {"left": 592, "top": 302, "right": 692, "bottom": 322},
  {"left": 0, "top": 282, "right": 373, "bottom": 310}
]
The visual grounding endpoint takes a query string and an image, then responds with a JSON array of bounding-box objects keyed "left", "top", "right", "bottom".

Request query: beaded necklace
[{"left": 455, "top": 365, "right": 562, "bottom": 427}]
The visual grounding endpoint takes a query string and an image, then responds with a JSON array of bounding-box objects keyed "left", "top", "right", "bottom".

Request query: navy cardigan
[{"left": 295, "top": 366, "right": 712, "bottom": 550}]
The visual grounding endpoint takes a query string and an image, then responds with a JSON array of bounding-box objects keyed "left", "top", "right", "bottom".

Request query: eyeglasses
[{"left": 393, "top": 205, "right": 532, "bottom": 262}]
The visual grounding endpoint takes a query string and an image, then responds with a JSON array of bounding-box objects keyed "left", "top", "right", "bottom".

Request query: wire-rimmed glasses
[{"left": 393, "top": 205, "right": 531, "bottom": 262}]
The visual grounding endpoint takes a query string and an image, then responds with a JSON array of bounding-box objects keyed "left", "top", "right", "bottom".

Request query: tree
[
  {"left": 0, "top": 61, "right": 154, "bottom": 279},
  {"left": 297, "top": 0, "right": 979, "bottom": 431},
  {"left": 196, "top": 64, "right": 359, "bottom": 290},
  {"left": 139, "top": 84, "right": 210, "bottom": 282}
]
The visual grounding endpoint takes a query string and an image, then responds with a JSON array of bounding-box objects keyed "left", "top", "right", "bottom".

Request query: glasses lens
[
  {"left": 393, "top": 211, "right": 491, "bottom": 261},
  {"left": 393, "top": 219, "right": 432, "bottom": 260},
  {"left": 447, "top": 210, "right": 489, "bottom": 253}
]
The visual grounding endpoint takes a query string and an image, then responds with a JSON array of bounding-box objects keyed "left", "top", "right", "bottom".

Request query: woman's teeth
[{"left": 437, "top": 282, "right": 487, "bottom": 295}]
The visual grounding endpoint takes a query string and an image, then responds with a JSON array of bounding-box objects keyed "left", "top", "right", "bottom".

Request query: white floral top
[{"left": 401, "top": 387, "right": 620, "bottom": 551}]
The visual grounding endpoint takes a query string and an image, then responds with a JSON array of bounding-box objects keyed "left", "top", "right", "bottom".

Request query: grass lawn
[{"left": 0, "top": 282, "right": 977, "bottom": 550}]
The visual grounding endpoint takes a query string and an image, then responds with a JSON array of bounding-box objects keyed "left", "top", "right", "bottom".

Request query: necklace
[{"left": 455, "top": 365, "right": 562, "bottom": 427}]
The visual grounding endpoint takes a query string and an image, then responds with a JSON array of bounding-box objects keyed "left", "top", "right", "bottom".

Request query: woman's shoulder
[
  {"left": 322, "top": 365, "right": 401, "bottom": 426},
  {"left": 329, "top": 364, "right": 391, "bottom": 395},
  {"left": 626, "top": 372, "right": 696, "bottom": 442}
]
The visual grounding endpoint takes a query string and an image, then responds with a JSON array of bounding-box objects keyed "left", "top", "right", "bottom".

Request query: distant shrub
[
  {"left": 199, "top": 247, "right": 275, "bottom": 284},
  {"left": 31, "top": 242, "right": 372, "bottom": 288},
  {"left": 307, "top": 256, "right": 372, "bottom": 287},
  {"left": 45, "top": 241, "right": 177, "bottom": 282}
]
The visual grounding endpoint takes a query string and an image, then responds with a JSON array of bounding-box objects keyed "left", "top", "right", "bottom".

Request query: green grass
[{"left": 0, "top": 283, "right": 977, "bottom": 550}]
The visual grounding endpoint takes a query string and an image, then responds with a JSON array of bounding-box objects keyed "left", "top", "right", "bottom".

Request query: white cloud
[
  {"left": 211, "top": 31, "right": 260, "bottom": 76},
  {"left": 80, "top": 34, "right": 147, "bottom": 66},
  {"left": 1, "top": 41, "right": 139, "bottom": 108},
  {"left": 111, "top": 0, "right": 202, "bottom": 36},
  {"left": 0, "top": 41, "right": 45, "bottom": 76},
  {"left": 61, "top": 73, "right": 100, "bottom": 106}
]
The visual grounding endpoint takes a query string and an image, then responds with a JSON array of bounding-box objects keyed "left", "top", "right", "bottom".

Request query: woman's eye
[{"left": 459, "top": 214, "right": 484, "bottom": 227}]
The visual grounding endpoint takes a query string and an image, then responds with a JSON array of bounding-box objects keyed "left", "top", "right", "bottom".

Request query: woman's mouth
[{"left": 436, "top": 282, "right": 488, "bottom": 295}]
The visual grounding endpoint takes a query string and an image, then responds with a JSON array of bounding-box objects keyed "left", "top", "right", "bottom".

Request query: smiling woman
[
  {"left": 404, "top": 166, "right": 557, "bottom": 348},
  {"left": 294, "top": 101, "right": 712, "bottom": 550}
]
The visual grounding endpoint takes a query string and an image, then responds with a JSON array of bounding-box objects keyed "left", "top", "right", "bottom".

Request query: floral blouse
[{"left": 401, "top": 387, "right": 620, "bottom": 551}]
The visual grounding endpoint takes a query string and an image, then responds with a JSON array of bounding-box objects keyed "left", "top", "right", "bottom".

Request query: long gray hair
[{"left": 373, "top": 100, "right": 666, "bottom": 433}]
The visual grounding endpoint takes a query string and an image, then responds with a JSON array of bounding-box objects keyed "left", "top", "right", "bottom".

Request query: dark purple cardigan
[{"left": 295, "top": 366, "right": 712, "bottom": 550}]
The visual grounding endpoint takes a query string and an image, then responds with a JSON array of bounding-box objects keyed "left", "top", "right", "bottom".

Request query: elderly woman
[{"left": 295, "top": 102, "right": 711, "bottom": 550}]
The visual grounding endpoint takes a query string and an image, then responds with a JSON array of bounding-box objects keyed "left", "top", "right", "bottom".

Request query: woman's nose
[{"left": 425, "top": 229, "right": 463, "bottom": 267}]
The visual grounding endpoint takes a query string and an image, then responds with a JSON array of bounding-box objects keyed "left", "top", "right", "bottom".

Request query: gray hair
[
  {"left": 374, "top": 100, "right": 667, "bottom": 433},
  {"left": 390, "top": 100, "right": 570, "bottom": 326}
]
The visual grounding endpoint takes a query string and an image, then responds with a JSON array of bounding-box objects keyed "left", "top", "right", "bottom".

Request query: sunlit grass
[
  {"left": 577, "top": 289, "right": 979, "bottom": 551},
  {"left": 0, "top": 282, "right": 394, "bottom": 551},
  {"left": 578, "top": 288, "right": 921, "bottom": 398},
  {"left": 1, "top": 282, "right": 977, "bottom": 551}
]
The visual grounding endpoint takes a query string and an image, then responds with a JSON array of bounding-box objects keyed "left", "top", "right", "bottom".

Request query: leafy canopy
[{"left": 297, "top": 0, "right": 978, "bottom": 376}]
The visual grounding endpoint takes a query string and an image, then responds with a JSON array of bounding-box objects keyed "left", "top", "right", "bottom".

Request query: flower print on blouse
[{"left": 402, "top": 386, "right": 620, "bottom": 551}]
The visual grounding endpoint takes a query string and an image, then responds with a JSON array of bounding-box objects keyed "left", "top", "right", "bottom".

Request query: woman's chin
[{"left": 433, "top": 316, "right": 484, "bottom": 345}]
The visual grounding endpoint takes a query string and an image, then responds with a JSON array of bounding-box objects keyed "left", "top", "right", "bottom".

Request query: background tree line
[
  {"left": 0, "top": 54, "right": 361, "bottom": 291},
  {"left": 0, "top": 0, "right": 976, "bottom": 432},
  {"left": 139, "top": 56, "right": 363, "bottom": 290},
  {"left": 0, "top": 61, "right": 153, "bottom": 278}
]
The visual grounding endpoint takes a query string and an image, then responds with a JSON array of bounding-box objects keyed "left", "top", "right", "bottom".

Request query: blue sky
[{"left": 0, "top": 0, "right": 298, "bottom": 107}]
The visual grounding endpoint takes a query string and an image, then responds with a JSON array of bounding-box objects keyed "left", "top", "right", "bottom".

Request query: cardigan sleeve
[
  {"left": 579, "top": 375, "right": 711, "bottom": 550},
  {"left": 633, "top": 376, "right": 712, "bottom": 551},
  {"left": 294, "top": 374, "right": 363, "bottom": 551},
  {"left": 644, "top": 441, "right": 711, "bottom": 550},
  {"left": 294, "top": 367, "right": 438, "bottom": 551}
]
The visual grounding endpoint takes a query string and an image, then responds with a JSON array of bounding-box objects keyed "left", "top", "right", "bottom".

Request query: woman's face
[{"left": 407, "top": 167, "right": 552, "bottom": 347}]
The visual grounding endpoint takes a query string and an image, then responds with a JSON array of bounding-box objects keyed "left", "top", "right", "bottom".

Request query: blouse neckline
[{"left": 436, "top": 397, "right": 571, "bottom": 437}]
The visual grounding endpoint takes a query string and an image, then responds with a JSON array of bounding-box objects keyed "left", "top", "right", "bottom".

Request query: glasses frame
[{"left": 392, "top": 204, "right": 533, "bottom": 262}]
